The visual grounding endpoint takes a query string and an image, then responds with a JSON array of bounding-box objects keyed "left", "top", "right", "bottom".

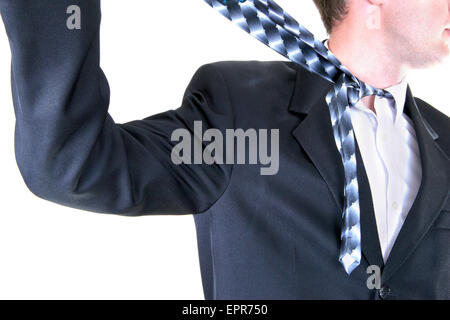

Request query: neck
[{"left": 328, "top": 25, "right": 408, "bottom": 90}]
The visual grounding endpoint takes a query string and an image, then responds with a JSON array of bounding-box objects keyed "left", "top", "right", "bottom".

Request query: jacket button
[{"left": 378, "top": 286, "right": 391, "bottom": 299}]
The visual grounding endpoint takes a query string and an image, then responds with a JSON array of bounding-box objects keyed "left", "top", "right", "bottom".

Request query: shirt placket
[{"left": 374, "top": 97, "right": 403, "bottom": 258}]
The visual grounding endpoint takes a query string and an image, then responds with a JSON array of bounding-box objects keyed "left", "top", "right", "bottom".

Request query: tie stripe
[{"left": 205, "top": 0, "right": 393, "bottom": 274}]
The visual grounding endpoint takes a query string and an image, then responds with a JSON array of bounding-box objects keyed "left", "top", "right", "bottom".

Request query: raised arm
[{"left": 0, "top": 0, "right": 234, "bottom": 215}]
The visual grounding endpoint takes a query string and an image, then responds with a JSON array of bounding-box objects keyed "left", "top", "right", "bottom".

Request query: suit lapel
[
  {"left": 288, "top": 67, "right": 384, "bottom": 268},
  {"left": 381, "top": 87, "right": 450, "bottom": 283},
  {"left": 288, "top": 68, "right": 343, "bottom": 213}
]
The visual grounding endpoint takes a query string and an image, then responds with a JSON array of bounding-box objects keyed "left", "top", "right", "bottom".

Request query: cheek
[
  {"left": 386, "top": 2, "right": 444, "bottom": 42},
  {"left": 419, "top": 0, "right": 448, "bottom": 33},
  {"left": 383, "top": 3, "right": 416, "bottom": 33},
  {"left": 383, "top": 11, "right": 419, "bottom": 42}
]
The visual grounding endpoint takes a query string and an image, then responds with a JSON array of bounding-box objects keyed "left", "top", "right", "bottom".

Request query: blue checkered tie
[{"left": 205, "top": 0, "right": 394, "bottom": 274}]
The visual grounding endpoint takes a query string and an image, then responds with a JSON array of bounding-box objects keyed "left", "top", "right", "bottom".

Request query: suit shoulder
[
  {"left": 198, "top": 60, "right": 298, "bottom": 85},
  {"left": 414, "top": 97, "right": 450, "bottom": 154},
  {"left": 187, "top": 60, "right": 299, "bottom": 120}
]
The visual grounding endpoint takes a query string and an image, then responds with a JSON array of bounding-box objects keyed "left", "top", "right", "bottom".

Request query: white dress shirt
[{"left": 325, "top": 41, "right": 423, "bottom": 262}]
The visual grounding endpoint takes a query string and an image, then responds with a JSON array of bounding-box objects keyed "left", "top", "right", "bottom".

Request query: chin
[{"left": 408, "top": 44, "right": 449, "bottom": 69}]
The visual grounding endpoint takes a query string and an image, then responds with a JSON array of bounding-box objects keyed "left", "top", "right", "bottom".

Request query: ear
[
  {"left": 365, "top": 0, "right": 386, "bottom": 30},
  {"left": 366, "top": 0, "right": 387, "bottom": 6}
]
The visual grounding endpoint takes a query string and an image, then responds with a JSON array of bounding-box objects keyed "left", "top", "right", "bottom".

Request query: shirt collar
[
  {"left": 323, "top": 39, "right": 408, "bottom": 121},
  {"left": 385, "top": 78, "right": 408, "bottom": 123}
]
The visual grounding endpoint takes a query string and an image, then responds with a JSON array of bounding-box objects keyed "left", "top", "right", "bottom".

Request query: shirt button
[{"left": 392, "top": 202, "right": 399, "bottom": 210}]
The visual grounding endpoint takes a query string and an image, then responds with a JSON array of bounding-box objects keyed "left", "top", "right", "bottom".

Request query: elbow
[
  {"left": 19, "top": 166, "right": 62, "bottom": 202},
  {"left": 16, "top": 156, "right": 73, "bottom": 204}
]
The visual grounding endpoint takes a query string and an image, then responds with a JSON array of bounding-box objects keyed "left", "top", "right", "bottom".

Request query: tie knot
[
  {"left": 336, "top": 75, "right": 394, "bottom": 107},
  {"left": 348, "top": 77, "right": 394, "bottom": 104},
  {"left": 336, "top": 74, "right": 362, "bottom": 105}
]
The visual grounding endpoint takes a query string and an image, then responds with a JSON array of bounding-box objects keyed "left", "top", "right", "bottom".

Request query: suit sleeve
[{"left": 0, "top": 0, "right": 234, "bottom": 216}]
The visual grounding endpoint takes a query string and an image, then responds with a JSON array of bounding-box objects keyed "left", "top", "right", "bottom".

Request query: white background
[{"left": 0, "top": 1, "right": 448, "bottom": 299}]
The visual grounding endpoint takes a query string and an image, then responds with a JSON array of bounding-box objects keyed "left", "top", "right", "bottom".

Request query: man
[{"left": 0, "top": 0, "right": 448, "bottom": 300}]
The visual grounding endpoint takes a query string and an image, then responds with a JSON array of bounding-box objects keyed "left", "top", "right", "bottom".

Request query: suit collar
[{"left": 288, "top": 64, "right": 333, "bottom": 116}]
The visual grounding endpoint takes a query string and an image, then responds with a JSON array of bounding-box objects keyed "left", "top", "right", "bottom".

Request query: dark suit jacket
[{"left": 1, "top": 0, "right": 449, "bottom": 299}]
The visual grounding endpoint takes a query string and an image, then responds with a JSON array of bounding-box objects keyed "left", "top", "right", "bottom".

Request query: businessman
[{"left": 0, "top": 0, "right": 449, "bottom": 299}]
